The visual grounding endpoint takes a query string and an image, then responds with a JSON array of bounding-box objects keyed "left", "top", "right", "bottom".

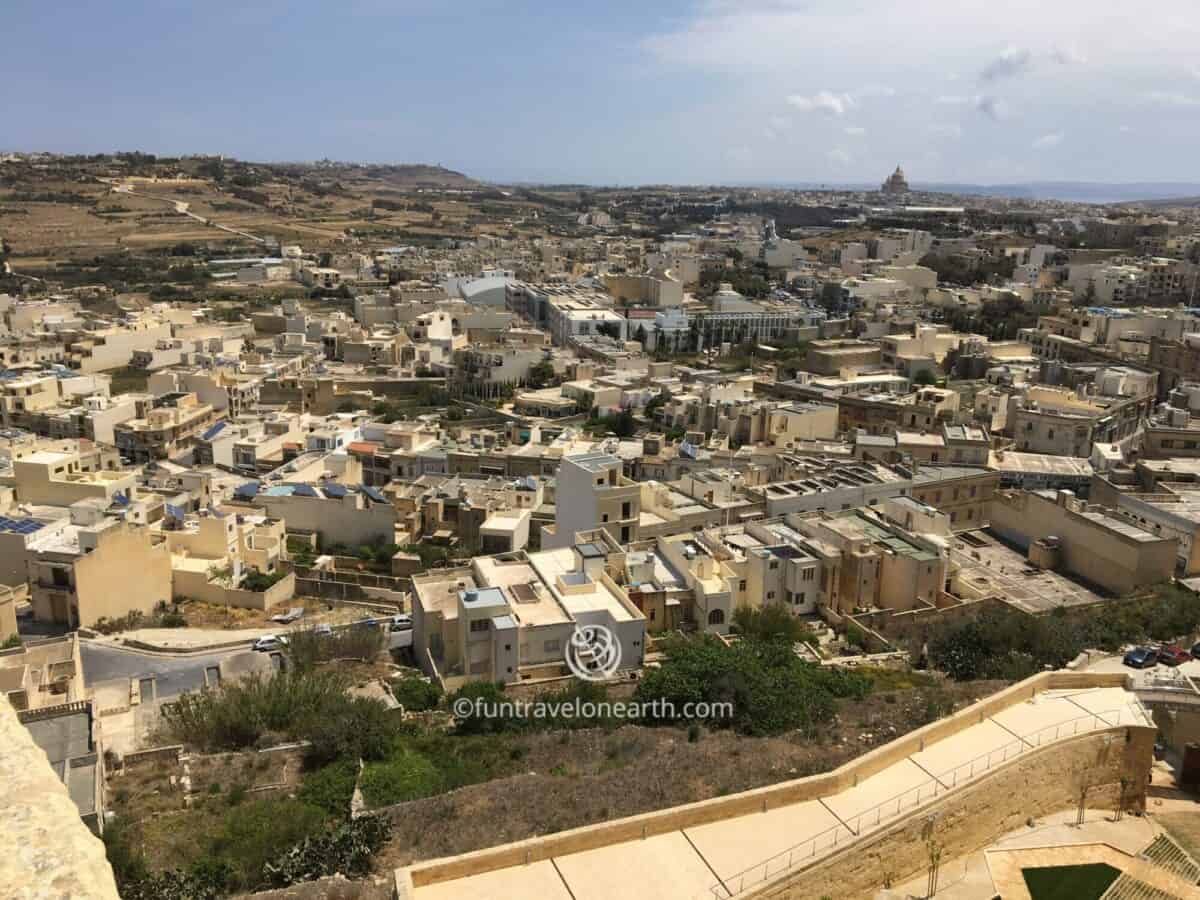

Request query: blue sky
[{"left": 6, "top": 1, "right": 1200, "bottom": 185}]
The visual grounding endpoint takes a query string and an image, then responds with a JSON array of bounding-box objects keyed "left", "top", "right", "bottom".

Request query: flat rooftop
[
  {"left": 528, "top": 546, "right": 635, "bottom": 623},
  {"left": 472, "top": 557, "right": 569, "bottom": 627},
  {"left": 951, "top": 529, "right": 1109, "bottom": 612},
  {"left": 988, "top": 451, "right": 1093, "bottom": 477}
]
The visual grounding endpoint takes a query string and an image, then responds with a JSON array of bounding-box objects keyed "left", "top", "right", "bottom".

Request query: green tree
[{"left": 731, "top": 605, "right": 815, "bottom": 644}]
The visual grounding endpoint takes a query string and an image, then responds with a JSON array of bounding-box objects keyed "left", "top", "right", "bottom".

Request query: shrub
[
  {"left": 360, "top": 747, "right": 442, "bottom": 807},
  {"left": 392, "top": 675, "right": 442, "bottom": 712},
  {"left": 160, "top": 670, "right": 396, "bottom": 758},
  {"left": 634, "top": 634, "right": 867, "bottom": 736},
  {"left": 210, "top": 798, "right": 327, "bottom": 890},
  {"left": 241, "top": 569, "right": 287, "bottom": 592},
  {"left": 287, "top": 626, "right": 384, "bottom": 671},
  {"left": 301, "top": 695, "right": 397, "bottom": 767},
  {"left": 298, "top": 757, "right": 359, "bottom": 817},
  {"left": 1, "top": 633, "right": 20, "bottom": 649},
  {"left": 263, "top": 814, "right": 391, "bottom": 888},
  {"left": 731, "top": 605, "right": 816, "bottom": 644}
]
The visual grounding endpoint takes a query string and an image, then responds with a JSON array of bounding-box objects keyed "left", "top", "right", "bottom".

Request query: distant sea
[{"left": 764, "top": 181, "right": 1200, "bottom": 205}]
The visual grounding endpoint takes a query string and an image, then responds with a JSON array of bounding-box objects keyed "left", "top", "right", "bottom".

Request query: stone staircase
[
  {"left": 1099, "top": 878, "right": 1181, "bottom": 900},
  {"left": 1140, "top": 834, "right": 1200, "bottom": 885},
  {"left": 1098, "top": 834, "right": 1200, "bottom": 900}
]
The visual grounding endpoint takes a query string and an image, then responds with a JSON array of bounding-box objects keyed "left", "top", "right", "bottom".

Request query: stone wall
[
  {"left": 398, "top": 672, "right": 1139, "bottom": 893},
  {"left": 0, "top": 697, "right": 119, "bottom": 899},
  {"left": 750, "top": 727, "right": 1154, "bottom": 900}
]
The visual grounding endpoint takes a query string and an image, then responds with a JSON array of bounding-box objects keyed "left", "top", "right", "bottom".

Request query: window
[
  {"left": 504, "top": 644, "right": 511, "bottom": 652},
  {"left": 620, "top": 525, "right": 631, "bottom": 542},
  {"left": 707, "top": 609, "right": 725, "bottom": 626},
  {"left": 769, "top": 560, "right": 779, "bottom": 570},
  {"left": 649, "top": 609, "right": 656, "bottom": 621},
  {"left": 622, "top": 501, "right": 632, "bottom": 518},
  {"left": 601, "top": 514, "right": 608, "bottom": 523},
  {"left": 543, "top": 639, "right": 561, "bottom": 653},
  {"left": 469, "top": 619, "right": 489, "bottom": 633},
  {"left": 766, "top": 591, "right": 775, "bottom": 600},
  {"left": 802, "top": 567, "right": 815, "bottom": 581},
  {"left": 970, "top": 486, "right": 977, "bottom": 497},
  {"left": 738, "top": 580, "right": 747, "bottom": 591}
]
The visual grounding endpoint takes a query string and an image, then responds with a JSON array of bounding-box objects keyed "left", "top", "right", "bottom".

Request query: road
[{"left": 81, "top": 642, "right": 246, "bottom": 698}]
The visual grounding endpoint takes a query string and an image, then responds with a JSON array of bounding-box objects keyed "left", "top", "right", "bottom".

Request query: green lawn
[{"left": 1021, "top": 864, "right": 1120, "bottom": 900}]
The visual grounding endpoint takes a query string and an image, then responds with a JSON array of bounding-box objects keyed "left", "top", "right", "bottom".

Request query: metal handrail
[{"left": 703, "top": 705, "right": 1146, "bottom": 899}]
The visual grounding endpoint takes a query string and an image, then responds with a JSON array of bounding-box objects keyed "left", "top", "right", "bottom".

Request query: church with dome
[{"left": 880, "top": 165, "right": 910, "bottom": 194}]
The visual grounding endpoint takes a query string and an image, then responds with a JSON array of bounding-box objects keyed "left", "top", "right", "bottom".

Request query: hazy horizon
[{"left": 7, "top": 1, "right": 1200, "bottom": 186}]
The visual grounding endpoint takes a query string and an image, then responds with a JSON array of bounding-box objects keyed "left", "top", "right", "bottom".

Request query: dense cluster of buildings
[{"left": 9, "top": 174, "right": 1200, "bottom": 889}]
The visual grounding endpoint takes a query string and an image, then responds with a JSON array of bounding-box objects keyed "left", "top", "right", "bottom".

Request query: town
[{"left": 5, "top": 150, "right": 1200, "bottom": 900}]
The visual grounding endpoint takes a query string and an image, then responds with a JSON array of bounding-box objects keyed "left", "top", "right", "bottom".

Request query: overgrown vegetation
[
  {"left": 731, "top": 605, "right": 816, "bottom": 645},
  {"left": 240, "top": 568, "right": 288, "bottom": 592},
  {"left": 634, "top": 633, "right": 870, "bottom": 735},
  {"left": 392, "top": 675, "right": 442, "bottom": 711},
  {"left": 107, "top": 794, "right": 391, "bottom": 898},
  {"left": 583, "top": 408, "right": 637, "bottom": 438},
  {"left": 160, "top": 670, "right": 393, "bottom": 764},
  {"left": 287, "top": 626, "right": 385, "bottom": 671},
  {"left": 928, "top": 584, "right": 1200, "bottom": 681}
]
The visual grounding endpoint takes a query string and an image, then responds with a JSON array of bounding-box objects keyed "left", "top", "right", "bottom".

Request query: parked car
[
  {"left": 253, "top": 635, "right": 289, "bottom": 652},
  {"left": 1123, "top": 646, "right": 1158, "bottom": 669},
  {"left": 1192, "top": 641, "right": 1200, "bottom": 660},
  {"left": 1158, "top": 645, "right": 1191, "bottom": 667},
  {"left": 390, "top": 614, "right": 413, "bottom": 631},
  {"left": 270, "top": 607, "right": 304, "bottom": 625},
  {"left": 313, "top": 624, "right": 333, "bottom": 636}
]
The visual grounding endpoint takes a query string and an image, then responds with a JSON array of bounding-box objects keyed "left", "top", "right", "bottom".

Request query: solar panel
[
  {"left": 360, "top": 485, "right": 387, "bottom": 504},
  {"left": 292, "top": 484, "right": 319, "bottom": 498},
  {"left": 201, "top": 421, "right": 227, "bottom": 441},
  {"left": 0, "top": 516, "right": 44, "bottom": 535},
  {"left": 322, "top": 483, "right": 348, "bottom": 498},
  {"left": 233, "top": 481, "right": 260, "bottom": 499}
]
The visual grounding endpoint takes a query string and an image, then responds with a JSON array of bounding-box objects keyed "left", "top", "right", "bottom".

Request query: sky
[{"left": 6, "top": 0, "right": 1200, "bottom": 186}]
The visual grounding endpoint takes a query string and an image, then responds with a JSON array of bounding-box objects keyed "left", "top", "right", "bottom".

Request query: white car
[
  {"left": 390, "top": 614, "right": 413, "bottom": 631},
  {"left": 253, "top": 635, "right": 289, "bottom": 652},
  {"left": 313, "top": 624, "right": 333, "bottom": 636}
]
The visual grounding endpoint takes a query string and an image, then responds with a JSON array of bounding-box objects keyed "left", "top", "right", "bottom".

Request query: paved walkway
[{"left": 412, "top": 686, "right": 1150, "bottom": 900}]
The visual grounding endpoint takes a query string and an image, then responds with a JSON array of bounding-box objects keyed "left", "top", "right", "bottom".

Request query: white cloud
[
  {"left": 637, "top": 0, "right": 1200, "bottom": 180},
  {"left": 975, "top": 95, "right": 1007, "bottom": 120},
  {"left": 787, "top": 90, "right": 854, "bottom": 116},
  {"left": 980, "top": 47, "right": 1033, "bottom": 82},
  {"left": 826, "top": 148, "right": 852, "bottom": 166},
  {"left": 1032, "top": 131, "right": 1065, "bottom": 149},
  {"left": 844, "top": 126, "right": 867, "bottom": 136},
  {"left": 1050, "top": 46, "right": 1087, "bottom": 66}
]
